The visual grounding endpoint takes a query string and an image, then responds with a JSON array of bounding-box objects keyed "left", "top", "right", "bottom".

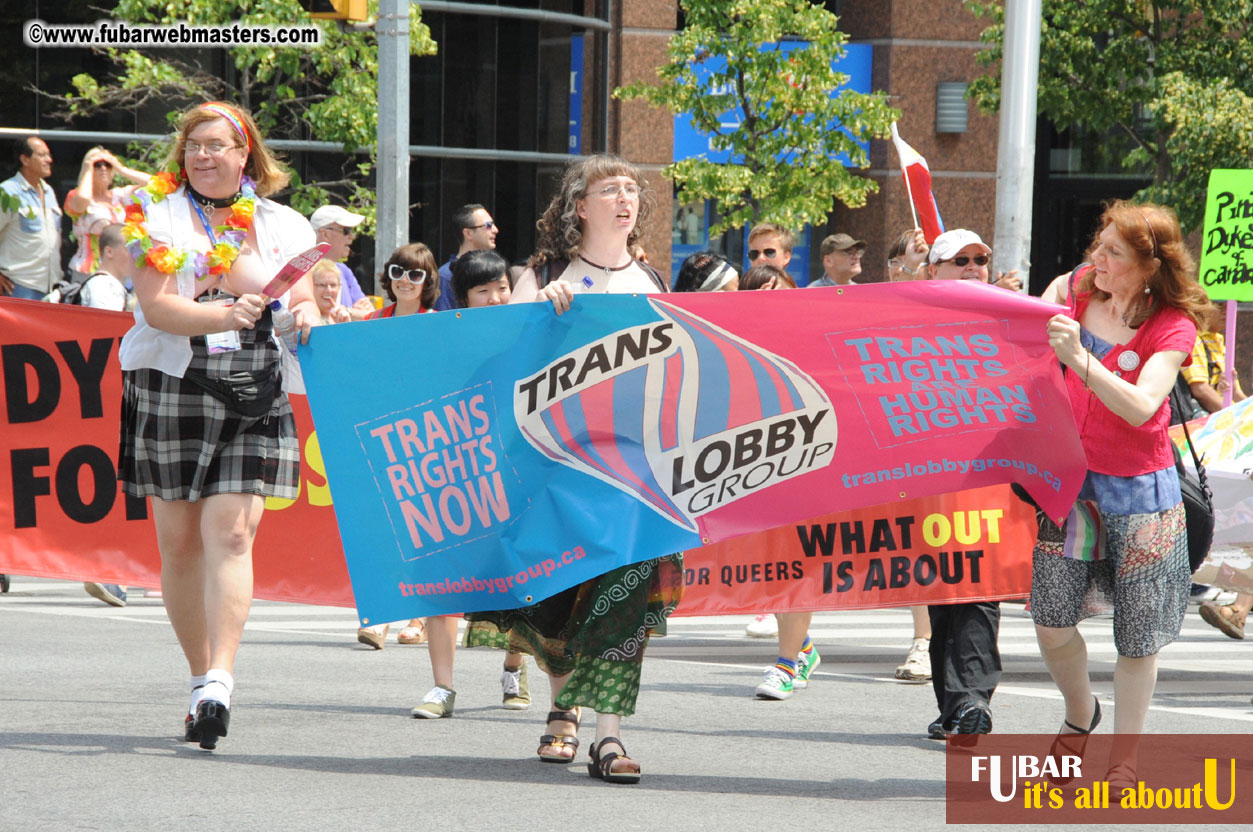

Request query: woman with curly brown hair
[
  {"left": 1035, "top": 200, "right": 1209, "bottom": 787},
  {"left": 465, "top": 154, "right": 680, "bottom": 784}
]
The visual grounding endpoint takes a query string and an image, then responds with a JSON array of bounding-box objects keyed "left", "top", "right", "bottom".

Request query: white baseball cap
[
  {"left": 928, "top": 229, "right": 991, "bottom": 264},
  {"left": 309, "top": 205, "right": 366, "bottom": 231}
]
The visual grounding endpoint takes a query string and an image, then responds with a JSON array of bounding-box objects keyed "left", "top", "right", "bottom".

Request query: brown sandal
[
  {"left": 1199, "top": 601, "right": 1247, "bottom": 640},
  {"left": 537, "top": 708, "right": 581, "bottom": 762}
]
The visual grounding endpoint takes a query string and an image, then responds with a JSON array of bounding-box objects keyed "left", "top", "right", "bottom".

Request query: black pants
[{"left": 928, "top": 601, "right": 1001, "bottom": 727}]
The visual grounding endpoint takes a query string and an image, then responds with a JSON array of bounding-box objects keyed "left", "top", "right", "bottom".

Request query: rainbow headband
[{"left": 201, "top": 102, "right": 250, "bottom": 153}]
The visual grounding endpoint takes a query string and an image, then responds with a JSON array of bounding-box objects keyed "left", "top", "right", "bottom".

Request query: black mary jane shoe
[
  {"left": 587, "top": 737, "right": 641, "bottom": 785},
  {"left": 193, "top": 699, "right": 230, "bottom": 750},
  {"left": 184, "top": 714, "right": 202, "bottom": 743}
]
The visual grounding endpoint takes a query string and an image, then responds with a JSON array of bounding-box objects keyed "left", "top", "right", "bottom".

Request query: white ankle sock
[
  {"left": 201, "top": 668, "right": 234, "bottom": 709},
  {"left": 189, "top": 674, "right": 208, "bottom": 716}
]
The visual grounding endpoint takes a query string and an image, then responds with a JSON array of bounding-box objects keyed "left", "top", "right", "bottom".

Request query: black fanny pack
[{"left": 183, "top": 363, "right": 281, "bottom": 418}]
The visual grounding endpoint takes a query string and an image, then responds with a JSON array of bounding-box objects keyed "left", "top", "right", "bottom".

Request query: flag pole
[{"left": 890, "top": 123, "right": 920, "bottom": 230}]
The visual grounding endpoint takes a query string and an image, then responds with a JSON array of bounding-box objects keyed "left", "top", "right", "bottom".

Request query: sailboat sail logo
[{"left": 514, "top": 299, "right": 837, "bottom": 530}]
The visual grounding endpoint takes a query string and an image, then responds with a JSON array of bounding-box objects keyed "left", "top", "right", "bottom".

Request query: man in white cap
[
  {"left": 926, "top": 228, "right": 1021, "bottom": 291},
  {"left": 310, "top": 204, "right": 375, "bottom": 320}
]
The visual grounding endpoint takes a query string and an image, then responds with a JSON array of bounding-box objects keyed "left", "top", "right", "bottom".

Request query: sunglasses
[
  {"left": 748, "top": 248, "right": 779, "bottom": 261},
  {"left": 387, "top": 264, "right": 427, "bottom": 284},
  {"left": 468, "top": 221, "right": 495, "bottom": 231},
  {"left": 93, "top": 161, "right": 113, "bottom": 170},
  {"left": 942, "top": 255, "right": 990, "bottom": 267}
]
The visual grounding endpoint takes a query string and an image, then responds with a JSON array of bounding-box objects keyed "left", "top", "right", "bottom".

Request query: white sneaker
[
  {"left": 745, "top": 613, "right": 778, "bottom": 638},
  {"left": 895, "top": 637, "right": 931, "bottom": 682},
  {"left": 754, "top": 666, "right": 795, "bottom": 700}
]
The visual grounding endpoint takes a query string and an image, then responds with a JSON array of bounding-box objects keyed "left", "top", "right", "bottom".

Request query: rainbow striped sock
[
  {"left": 799, "top": 635, "right": 814, "bottom": 656},
  {"left": 775, "top": 656, "right": 798, "bottom": 677}
]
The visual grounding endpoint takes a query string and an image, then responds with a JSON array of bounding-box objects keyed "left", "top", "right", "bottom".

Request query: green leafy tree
[
  {"left": 47, "top": 0, "right": 438, "bottom": 232},
  {"left": 615, "top": 0, "right": 898, "bottom": 234},
  {"left": 966, "top": 0, "right": 1253, "bottom": 231}
]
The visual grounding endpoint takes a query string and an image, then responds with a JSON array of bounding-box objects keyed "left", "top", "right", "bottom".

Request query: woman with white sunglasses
[{"left": 368, "top": 243, "right": 440, "bottom": 319}]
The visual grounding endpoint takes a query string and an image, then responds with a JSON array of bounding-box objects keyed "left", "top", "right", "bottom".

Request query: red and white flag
[{"left": 890, "top": 123, "right": 945, "bottom": 244}]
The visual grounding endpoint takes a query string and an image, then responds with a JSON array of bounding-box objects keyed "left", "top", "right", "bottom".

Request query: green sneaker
[
  {"left": 754, "top": 667, "right": 795, "bottom": 700},
  {"left": 501, "top": 662, "right": 531, "bottom": 710},
  {"left": 794, "top": 646, "right": 821, "bottom": 690},
  {"left": 411, "top": 686, "right": 456, "bottom": 719}
]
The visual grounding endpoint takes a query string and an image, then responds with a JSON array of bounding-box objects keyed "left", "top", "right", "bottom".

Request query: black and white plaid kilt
[{"left": 118, "top": 327, "right": 300, "bottom": 503}]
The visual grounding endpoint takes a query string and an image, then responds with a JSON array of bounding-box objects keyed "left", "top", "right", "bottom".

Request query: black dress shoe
[
  {"left": 194, "top": 699, "right": 230, "bottom": 750},
  {"left": 184, "top": 713, "right": 202, "bottom": 742}
]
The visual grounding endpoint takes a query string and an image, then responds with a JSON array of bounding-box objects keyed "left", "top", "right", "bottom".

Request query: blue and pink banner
[{"left": 301, "top": 282, "right": 1086, "bottom": 623}]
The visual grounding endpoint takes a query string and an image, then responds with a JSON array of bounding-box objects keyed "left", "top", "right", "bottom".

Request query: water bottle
[{"left": 269, "top": 300, "right": 299, "bottom": 356}]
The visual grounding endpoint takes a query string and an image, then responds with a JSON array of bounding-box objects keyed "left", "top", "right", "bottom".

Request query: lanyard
[{"left": 188, "top": 192, "right": 219, "bottom": 247}]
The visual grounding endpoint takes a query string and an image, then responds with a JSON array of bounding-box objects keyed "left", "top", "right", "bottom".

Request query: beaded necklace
[{"left": 122, "top": 167, "right": 257, "bottom": 281}]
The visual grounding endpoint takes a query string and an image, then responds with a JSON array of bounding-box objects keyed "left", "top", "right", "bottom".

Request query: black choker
[
  {"left": 187, "top": 184, "right": 242, "bottom": 209},
  {"left": 579, "top": 254, "right": 634, "bottom": 273}
]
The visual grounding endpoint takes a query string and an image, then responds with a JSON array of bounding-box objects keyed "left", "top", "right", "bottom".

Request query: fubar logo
[{"left": 514, "top": 299, "right": 837, "bottom": 530}]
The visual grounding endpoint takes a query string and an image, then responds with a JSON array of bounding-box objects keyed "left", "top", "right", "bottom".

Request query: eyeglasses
[
  {"left": 185, "top": 141, "right": 242, "bottom": 157},
  {"left": 748, "top": 248, "right": 779, "bottom": 261},
  {"left": 590, "top": 183, "right": 640, "bottom": 200},
  {"left": 467, "top": 220, "right": 495, "bottom": 231},
  {"left": 387, "top": 264, "right": 427, "bottom": 284},
  {"left": 941, "top": 255, "right": 990, "bottom": 267}
]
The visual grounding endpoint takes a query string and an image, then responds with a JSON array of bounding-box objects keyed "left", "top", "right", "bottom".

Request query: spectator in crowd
[
  {"left": 811, "top": 233, "right": 865, "bottom": 287},
  {"left": 674, "top": 250, "right": 738, "bottom": 293},
  {"left": 887, "top": 229, "right": 929, "bottom": 282},
  {"left": 738, "top": 263, "right": 795, "bottom": 290},
  {"left": 745, "top": 223, "right": 793, "bottom": 275},
  {"left": 309, "top": 259, "right": 353, "bottom": 325},
  {"left": 64, "top": 147, "right": 150, "bottom": 284},
  {"left": 1179, "top": 303, "right": 1245, "bottom": 415},
  {"left": 309, "top": 204, "right": 374, "bottom": 320},
  {"left": 0, "top": 137, "right": 62, "bottom": 299},
  {"left": 450, "top": 248, "right": 512, "bottom": 308},
  {"left": 434, "top": 204, "right": 499, "bottom": 312}
]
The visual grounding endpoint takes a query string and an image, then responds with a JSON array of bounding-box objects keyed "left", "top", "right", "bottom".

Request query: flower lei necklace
[{"left": 122, "top": 167, "right": 257, "bottom": 281}]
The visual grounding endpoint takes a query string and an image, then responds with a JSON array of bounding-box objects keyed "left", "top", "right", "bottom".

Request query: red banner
[{"left": 0, "top": 299, "right": 1034, "bottom": 613}]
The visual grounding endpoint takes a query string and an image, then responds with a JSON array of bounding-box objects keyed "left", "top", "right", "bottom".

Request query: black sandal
[
  {"left": 537, "top": 708, "right": 580, "bottom": 763},
  {"left": 1047, "top": 696, "right": 1100, "bottom": 784},
  {"left": 587, "top": 736, "right": 641, "bottom": 784}
]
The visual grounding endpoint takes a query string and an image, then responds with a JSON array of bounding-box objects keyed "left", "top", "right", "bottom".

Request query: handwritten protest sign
[{"left": 1199, "top": 169, "right": 1253, "bottom": 300}]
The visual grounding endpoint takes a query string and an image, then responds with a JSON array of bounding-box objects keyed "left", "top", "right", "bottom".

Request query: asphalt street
[{"left": 2, "top": 577, "right": 1250, "bottom": 831}]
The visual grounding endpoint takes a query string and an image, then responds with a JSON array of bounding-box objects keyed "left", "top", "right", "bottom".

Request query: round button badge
[{"left": 1117, "top": 350, "right": 1141, "bottom": 372}]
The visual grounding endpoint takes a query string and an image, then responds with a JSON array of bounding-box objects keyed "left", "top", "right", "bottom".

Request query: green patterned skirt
[{"left": 464, "top": 554, "right": 683, "bottom": 716}]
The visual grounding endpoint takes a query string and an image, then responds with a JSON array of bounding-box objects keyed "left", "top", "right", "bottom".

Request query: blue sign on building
[
  {"left": 568, "top": 35, "right": 584, "bottom": 155},
  {"left": 673, "top": 42, "right": 874, "bottom": 165},
  {"left": 669, "top": 42, "right": 874, "bottom": 288}
]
